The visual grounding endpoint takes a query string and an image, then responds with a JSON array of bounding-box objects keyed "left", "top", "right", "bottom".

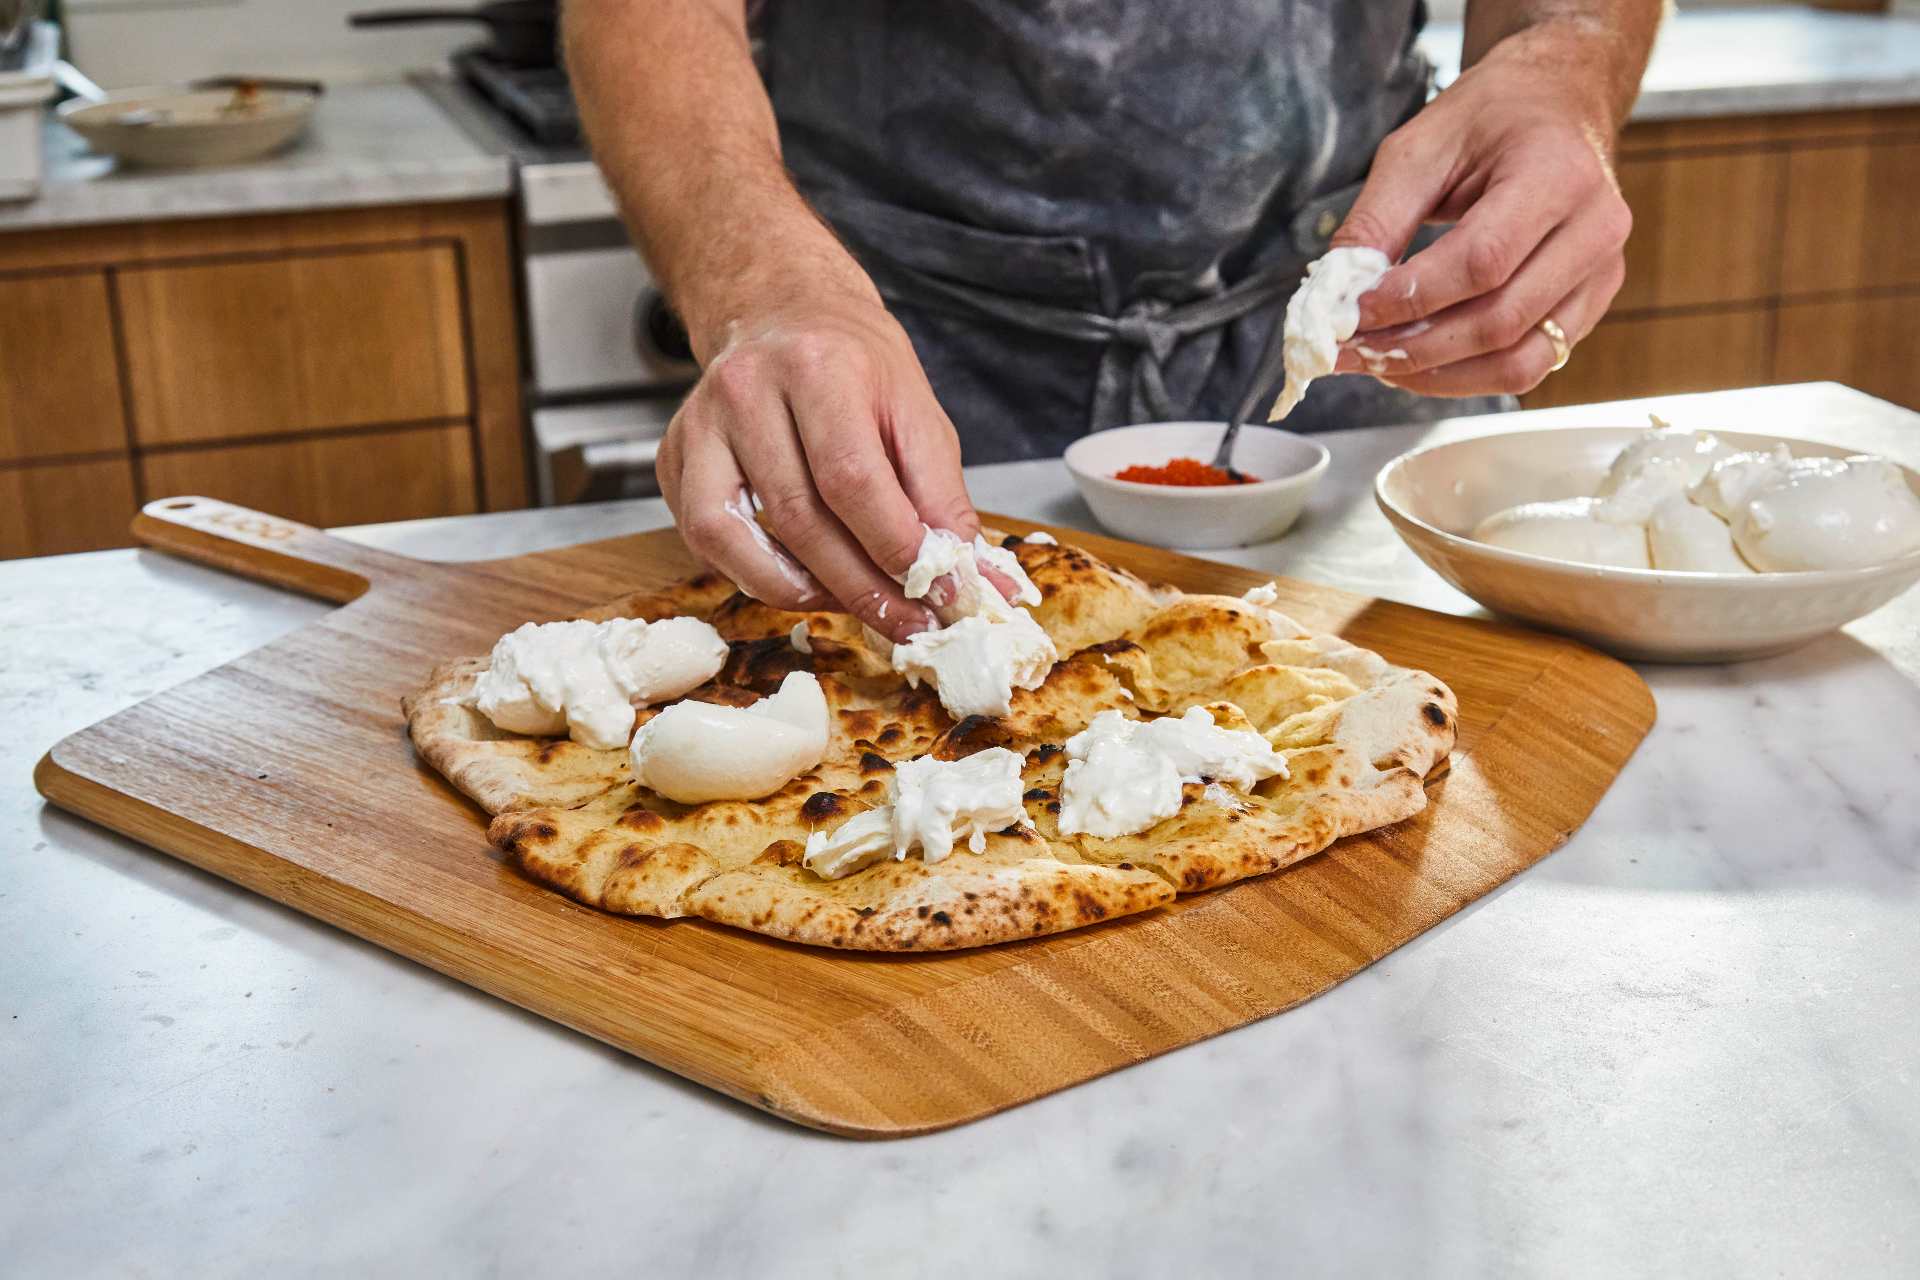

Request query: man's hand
[
  {"left": 656, "top": 279, "right": 984, "bottom": 642},
  {"left": 1330, "top": 10, "right": 1659, "bottom": 396},
  {"left": 568, "top": 0, "right": 999, "bottom": 640}
]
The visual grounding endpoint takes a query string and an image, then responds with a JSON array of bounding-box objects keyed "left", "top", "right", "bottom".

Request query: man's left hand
[{"left": 1330, "top": 23, "right": 1636, "bottom": 396}]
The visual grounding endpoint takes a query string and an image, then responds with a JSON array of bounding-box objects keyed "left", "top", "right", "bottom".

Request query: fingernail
[
  {"left": 924, "top": 574, "right": 958, "bottom": 609},
  {"left": 895, "top": 605, "right": 938, "bottom": 641}
]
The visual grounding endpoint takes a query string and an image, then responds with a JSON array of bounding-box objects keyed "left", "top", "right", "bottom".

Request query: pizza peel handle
[{"left": 131, "top": 496, "right": 421, "bottom": 605}]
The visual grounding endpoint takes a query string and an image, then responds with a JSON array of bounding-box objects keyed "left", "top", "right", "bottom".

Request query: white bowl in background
[
  {"left": 1063, "top": 421, "right": 1330, "bottom": 549},
  {"left": 59, "top": 87, "right": 314, "bottom": 168},
  {"left": 1375, "top": 426, "right": 1920, "bottom": 663}
]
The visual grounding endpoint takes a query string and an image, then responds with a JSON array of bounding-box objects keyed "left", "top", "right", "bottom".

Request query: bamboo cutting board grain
[{"left": 36, "top": 497, "right": 1655, "bottom": 1137}]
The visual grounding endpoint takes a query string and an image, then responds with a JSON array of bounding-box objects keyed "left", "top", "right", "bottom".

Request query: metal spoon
[{"left": 1208, "top": 307, "right": 1291, "bottom": 481}]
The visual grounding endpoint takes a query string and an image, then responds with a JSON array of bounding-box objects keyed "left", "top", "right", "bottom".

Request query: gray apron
[{"left": 760, "top": 0, "right": 1511, "bottom": 464}]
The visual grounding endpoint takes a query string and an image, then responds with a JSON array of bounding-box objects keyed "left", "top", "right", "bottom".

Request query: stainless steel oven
[{"left": 416, "top": 64, "right": 695, "bottom": 505}]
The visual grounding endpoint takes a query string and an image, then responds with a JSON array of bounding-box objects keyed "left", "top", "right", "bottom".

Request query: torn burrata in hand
[
  {"left": 1267, "top": 246, "right": 1392, "bottom": 423},
  {"left": 887, "top": 527, "right": 1058, "bottom": 720}
]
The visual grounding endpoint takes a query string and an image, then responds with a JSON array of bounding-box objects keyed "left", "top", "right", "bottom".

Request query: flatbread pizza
[{"left": 403, "top": 531, "right": 1455, "bottom": 951}]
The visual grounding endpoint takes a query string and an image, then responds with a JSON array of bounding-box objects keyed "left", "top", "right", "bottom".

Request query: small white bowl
[
  {"left": 1063, "top": 421, "right": 1330, "bottom": 549},
  {"left": 1376, "top": 426, "right": 1920, "bottom": 663}
]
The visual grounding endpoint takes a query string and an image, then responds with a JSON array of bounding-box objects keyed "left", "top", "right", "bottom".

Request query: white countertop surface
[
  {"left": 0, "top": 80, "right": 510, "bottom": 231},
  {"left": 1421, "top": 5, "right": 1920, "bottom": 121},
  {"left": 6, "top": 382, "right": 1919, "bottom": 1277}
]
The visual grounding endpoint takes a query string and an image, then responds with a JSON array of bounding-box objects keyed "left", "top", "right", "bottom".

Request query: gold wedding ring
[{"left": 1539, "top": 317, "right": 1572, "bottom": 372}]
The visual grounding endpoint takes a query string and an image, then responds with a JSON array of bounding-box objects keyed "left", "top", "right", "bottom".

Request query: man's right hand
[
  {"left": 567, "top": 0, "right": 1003, "bottom": 639},
  {"left": 655, "top": 283, "right": 985, "bottom": 642}
]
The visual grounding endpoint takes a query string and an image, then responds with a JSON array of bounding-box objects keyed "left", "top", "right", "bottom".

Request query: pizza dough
[{"left": 403, "top": 533, "right": 1456, "bottom": 951}]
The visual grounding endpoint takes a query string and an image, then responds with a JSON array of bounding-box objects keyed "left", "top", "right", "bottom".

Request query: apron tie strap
[{"left": 859, "top": 255, "right": 1300, "bottom": 429}]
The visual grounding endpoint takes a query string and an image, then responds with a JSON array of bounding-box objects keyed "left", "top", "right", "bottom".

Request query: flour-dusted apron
[{"left": 759, "top": 1, "right": 1511, "bottom": 464}]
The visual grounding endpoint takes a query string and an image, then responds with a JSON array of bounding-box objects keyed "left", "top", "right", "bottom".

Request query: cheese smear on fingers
[
  {"left": 628, "top": 670, "right": 829, "bottom": 803},
  {"left": 473, "top": 617, "right": 728, "bottom": 750}
]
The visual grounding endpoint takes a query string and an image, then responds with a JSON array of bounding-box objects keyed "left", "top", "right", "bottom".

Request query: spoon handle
[{"left": 1210, "top": 308, "right": 1290, "bottom": 473}]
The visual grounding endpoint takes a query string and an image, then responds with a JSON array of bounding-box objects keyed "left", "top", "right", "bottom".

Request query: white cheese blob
[
  {"left": 1647, "top": 496, "right": 1753, "bottom": 573},
  {"left": 789, "top": 621, "right": 812, "bottom": 654},
  {"left": 1268, "top": 246, "right": 1392, "bottom": 422},
  {"left": 890, "top": 527, "right": 1057, "bottom": 720},
  {"left": 891, "top": 610, "right": 1057, "bottom": 720},
  {"left": 1690, "top": 446, "right": 1795, "bottom": 521},
  {"left": 1731, "top": 455, "right": 1920, "bottom": 571},
  {"left": 802, "top": 747, "right": 1030, "bottom": 879},
  {"left": 1471, "top": 497, "right": 1652, "bottom": 570},
  {"left": 1597, "top": 420, "right": 1735, "bottom": 497},
  {"left": 901, "top": 526, "right": 1041, "bottom": 623},
  {"left": 473, "top": 616, "right": 728, "bottom": 750},
  {"left": 891, "top": 749, "right": 1030, "bottom": 862},
  {"left": 1243, "top": 580, "right": 1281, "bottom": 606},
  {"left": 1058, "top": 708, "right": 1289, "bottom": 839},
  {"left": 1593, "top": 453, "right": 1698, "bottom": 526},
  {"left": 1470, "top": 418, "right": 1920, "bottom": 576},
  {"left": 801, "top": 807, "right": 896, "bottom": 880},
  {"left": 1022, "top": 530, "right": 1058, "bottom": 545},
  {"left": 628, "top": 671, "right": 828, "bottom": 803}
]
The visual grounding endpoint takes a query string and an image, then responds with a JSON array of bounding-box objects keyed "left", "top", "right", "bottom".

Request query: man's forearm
[
  {"left": 1462, "top": 0, "right": 1664, "bottom": 136},
  {"left": 564, "top": 0, "right": 876, "bottom": 362}
]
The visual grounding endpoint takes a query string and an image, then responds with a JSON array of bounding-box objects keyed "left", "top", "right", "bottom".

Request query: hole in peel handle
[{"left": 130, "top": 496, "right": 414, "bottom": 604}]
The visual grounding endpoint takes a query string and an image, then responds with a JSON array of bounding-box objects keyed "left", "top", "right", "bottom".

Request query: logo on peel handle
[{"left": 200, "top": 509, "right": 298, "bottom": 542}]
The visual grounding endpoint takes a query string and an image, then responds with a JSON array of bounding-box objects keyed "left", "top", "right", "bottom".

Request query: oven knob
[{"left": 634, "top": 290, "right": 696, "bottom": 366}]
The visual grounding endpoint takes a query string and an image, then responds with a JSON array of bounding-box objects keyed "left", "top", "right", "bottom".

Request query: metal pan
[{"left": 348, "top": 1, "right": 557, "bottom": 68}]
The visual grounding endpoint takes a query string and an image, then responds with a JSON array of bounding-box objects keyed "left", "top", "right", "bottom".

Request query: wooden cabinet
[
  {"left": 116, "top": 245, "right": 471, "bottom": 445},
  {"left": 1780, "top": 136, "right": 1920, "bottom": 293},
  {"left": 1524, "top": 105, "right": 1920, "bottom": 413},
  {"left": 0, "top": 457, "right": 140, "bottom": 557},
  {"left": 0, "top": 272, "right": 126, "bottom": 463},
  {"left": 1774, "top": 293, "right": 1920, "bottom": 409},
  {"left": 138, "top": 425, "right": 479, "bottom": 528},
  {"left": 1521, "top": 309, "right": 1772, "bottom": 410},
  {"left": 1613, "top": 149, "right": 1782, "bottom": 311},
  {"left": 0, "top": 201, "right": 526, "bottom": 561}
]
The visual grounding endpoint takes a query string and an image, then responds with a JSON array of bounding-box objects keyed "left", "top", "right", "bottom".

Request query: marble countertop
[
  {"left": 1421, "top": 6, "right": 1920, "bottom": 120},
  {"left": 0, "top": 81, "right": 511, "bottom": 232},
  {"left": 6, "top": 382, "right": 1919, "bottom": 1276}
]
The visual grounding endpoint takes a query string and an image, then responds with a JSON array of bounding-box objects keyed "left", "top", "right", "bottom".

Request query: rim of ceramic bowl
[
  {"left": 1374, "top": 426, "right": 1920, "bottom": 588},
  {"left": 1064, "top": 424, "right": 1331, "bottom": 497},
  {"left": 59, "top": 89, "right": 316, "bottom": 130}
]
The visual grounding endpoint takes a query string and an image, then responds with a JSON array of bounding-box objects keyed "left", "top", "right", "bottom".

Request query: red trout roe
[{"left": 1112, "top": 457, "right": 1256, "bottom": 486}]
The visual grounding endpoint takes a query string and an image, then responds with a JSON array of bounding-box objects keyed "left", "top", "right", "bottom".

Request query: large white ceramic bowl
[
  {"left": 60, "top": 87, "right": 313, "bottom": 168},
  {"left": 1063, "top": 421, "right": 1330, "bottom": 549},
  {"left": 1376, "top": 426, "right": 1920, "bottom": 663}
]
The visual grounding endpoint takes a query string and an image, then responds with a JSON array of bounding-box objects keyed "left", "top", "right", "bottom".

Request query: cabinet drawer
[
  {"left": 1615, "top": 150, "right": 1783, "bottom": 311},
  {"left": 1521, "top": 309, "right": 1772, "bottom": 410},
  {"left": 116, "top": 245, "right": 471, "bottom": 446},
  {"left": 137, "top": 425, "right": 479, "bottom": 528},
  {"left": 1782, "top": 140, "right": 1920, "bottom": 296},
  {"left": 1773, "top": 293, "right": 1920, "bottom": 411},
  {"left": 0, "top": 272, "right": 127, "bottom": 463},
  {"left": 0, "top": 457, "right": 139, "bottom": 559}
]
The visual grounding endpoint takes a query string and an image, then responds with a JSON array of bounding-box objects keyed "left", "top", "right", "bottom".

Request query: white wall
[{"left": 64, "top": 0, "right": 473, "bottom": 88}]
